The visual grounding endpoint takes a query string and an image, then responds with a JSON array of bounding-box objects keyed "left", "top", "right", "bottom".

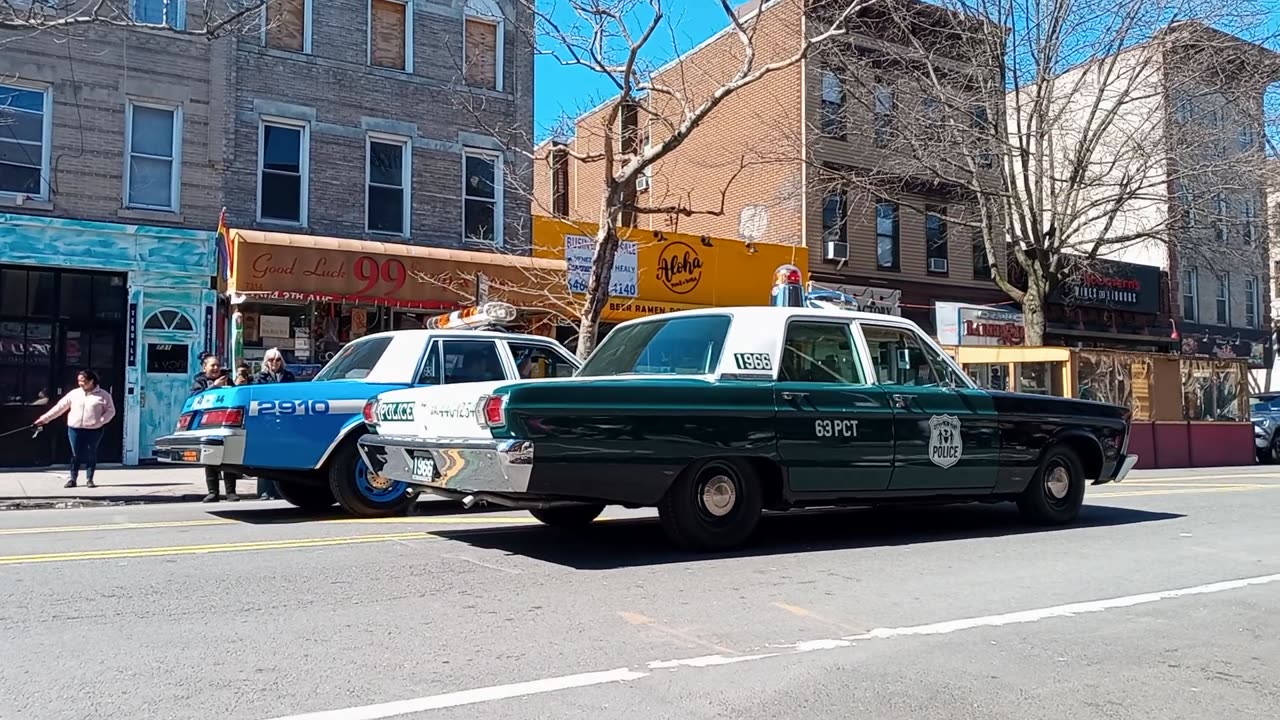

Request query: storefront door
[
  {"left": 54, "top": 323, "right": 126, "bottom": 464},
  {"left": 139, "top": 307, "right": 201, "bottom": 461}
]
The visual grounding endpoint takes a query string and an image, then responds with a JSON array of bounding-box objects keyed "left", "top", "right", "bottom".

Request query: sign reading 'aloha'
[{"left": 656, "top": 241, "right": 704, "bottom": 294}]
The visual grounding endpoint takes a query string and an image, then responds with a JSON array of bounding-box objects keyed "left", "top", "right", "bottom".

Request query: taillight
[
  {"left": 175, "top": 412, "right": 194, "bottom": 431},
  {"left": 475, "top": 394, "right": 506, "bottom": 428},
  {"left": 363, "top": 399, "right": 377, "bottom": 424},
  {"left": 199, "top": 407, "right": 245, "bottom": 428}
]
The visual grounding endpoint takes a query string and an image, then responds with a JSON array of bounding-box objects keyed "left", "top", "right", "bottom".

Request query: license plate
[
  {"left": 411, "top": 453, "right": 436, "bottom": 482},
  {"left": 180, "top": 449, "right": 199, "bottom": 463}
]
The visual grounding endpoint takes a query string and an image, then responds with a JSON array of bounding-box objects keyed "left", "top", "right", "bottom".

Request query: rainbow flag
[{"left": 214, "top": 208, "right": 233, "bottom": 280}]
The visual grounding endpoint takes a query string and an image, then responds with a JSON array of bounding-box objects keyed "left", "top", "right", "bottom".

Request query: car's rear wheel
[
  {"left": 530, "top": 504, "right": 605, "bottom": 528},
  {"left": 328, "top": 438, "right": 414, "bottom": 518},
  {"left": 1267, "top": 433, "right": 1280, "bottom": 463},
  {"left": 1017, "top": 444, "right": 1086, "bottom": 525},
  {"left": 273, "top": 480, "right": 335, "bottom": 511},
  {"left": 658, "top": 458, "right": 762, "bottom": 551}
]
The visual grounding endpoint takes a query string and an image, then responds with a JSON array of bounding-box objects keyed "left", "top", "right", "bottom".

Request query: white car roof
[
  {"left": 327, "top": 328, "right": 576, "bottom": 384},
  {"left": 611, "top": 305, "right": 923, "bottom": 330}
]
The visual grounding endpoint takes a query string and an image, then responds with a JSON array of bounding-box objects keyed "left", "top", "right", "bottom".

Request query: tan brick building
[{"left": 532, "top": 0, "right": 1008, "bottom": 331}]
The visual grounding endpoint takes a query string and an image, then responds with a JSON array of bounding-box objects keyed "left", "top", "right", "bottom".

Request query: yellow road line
[
  {"left": 0, "top": 531, "right": 439, "bottom": 566},
  {"left": 0, "top": 518, "right": 234, "bottom": 536},
  {"left": 1094, "top": 485, "right": 1277, "bottom": 499},
  {"left": 1125, "top": 473, "right": 1280, "bottom": 484},
  {"left": 0, "top": 514, "right": 544, "bottom": 537}
]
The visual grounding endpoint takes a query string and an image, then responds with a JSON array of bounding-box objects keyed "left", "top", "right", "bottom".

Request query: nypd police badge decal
[{"left": 928, "top": 414, "right": 962, "bottom": 468}]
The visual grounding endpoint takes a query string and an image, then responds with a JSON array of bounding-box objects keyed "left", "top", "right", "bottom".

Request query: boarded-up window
[
  {"left": 266, "top": 0, "right": 306, "bottom": 51},
  {"left": 371, "top": 0, "right": 408, "bottom": 71},
  {"left": 464, "top": 17, "right": 498, "bottom": 90}
]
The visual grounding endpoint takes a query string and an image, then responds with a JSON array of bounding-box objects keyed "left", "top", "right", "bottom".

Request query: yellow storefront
[{"left": 531, "top": 216, "right": 809, "bottom": 325}]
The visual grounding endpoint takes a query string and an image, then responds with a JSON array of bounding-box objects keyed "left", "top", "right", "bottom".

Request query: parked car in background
[
  {"left": 153, "top": 303, "right": 580, "bottom": 517},
  {"left": 358, "top": 305, "right": 1138, "bottom": 550},
  {"left": 1250, "top": 392, "right": 1280, "bottom": 462}
]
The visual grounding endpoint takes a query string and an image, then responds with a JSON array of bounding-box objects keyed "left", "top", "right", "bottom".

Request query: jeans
[{"left": 67, "top": 427, "right": 104, "bottom": 482}]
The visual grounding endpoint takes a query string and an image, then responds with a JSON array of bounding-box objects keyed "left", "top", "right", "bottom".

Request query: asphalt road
[{"left": 1, "top": 467, "right": 1278, "bottom": 720}]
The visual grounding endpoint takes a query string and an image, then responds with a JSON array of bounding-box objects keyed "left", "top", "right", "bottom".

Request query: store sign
[
  {"left": 126, "top": 302, "right": 138, "bottom": 367},
  {"left": 808, "top": 282, "right": 901, "bottom": 315},
  {"left": 935, "top": 301, "right": 1025, "bottom": 346},
  {"left": 1052, "top": 257, "right": 1161, "bottom": 315},
  {"left": 565, "top": 234, "right": 638, "bottom": 298},
  {"left": 656, "top": 241, "right": 704, "bottom": 295},
  {"left": 1178, "top": 324, "right": 1272, "bottom": 368}
]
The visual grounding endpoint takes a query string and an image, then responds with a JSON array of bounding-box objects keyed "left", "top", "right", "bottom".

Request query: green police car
[{"left": 357, "top": 306, "right": 1138, "bottom": 551}]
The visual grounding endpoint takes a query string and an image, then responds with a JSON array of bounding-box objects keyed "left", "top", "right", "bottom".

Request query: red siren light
[{"left": 774, "top": 264, "right": 803, "bottom": 286}]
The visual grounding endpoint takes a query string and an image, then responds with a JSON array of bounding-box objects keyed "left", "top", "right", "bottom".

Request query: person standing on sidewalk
[
  {"left": 190, "top": 355, "right": 238, "bottom": 502},
  {"left": 253, "top": 348, "right": 296, "bottom": 499},
  {"left": 34, "top": 370, "right": 117, "bottom": 489}
]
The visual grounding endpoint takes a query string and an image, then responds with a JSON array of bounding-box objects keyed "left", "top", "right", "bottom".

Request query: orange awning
[{"left": 229, "top": 229, "right": 566, "bottom": 310}]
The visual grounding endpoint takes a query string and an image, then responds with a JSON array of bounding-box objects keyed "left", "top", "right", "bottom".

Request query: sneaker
[
  {"left": 85, "top": 480, "right": 97, "bottom": 489},
  {"left": 202, "top": 493, "right": 219, "bottom": 503},
  {"left": 226, "top": 493, "right": 240, "bottom": 502},
  {"left": 64, "top": 479, "right": 77, "bottom": 488}
]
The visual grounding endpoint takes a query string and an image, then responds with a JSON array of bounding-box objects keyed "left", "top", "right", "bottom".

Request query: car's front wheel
[
  {"left": 328, "top": 438, "right": 415, "bottom": 518},
  {"left": 658, "top": 458, "right": 762, "bottom": 551},
  {"left": 1017, "top": 444, "right": 1086, "bottom": 525},
  {"left": 273, "top": 480, "right": 335, "bottom": 511},
  {"left": 530, "top": 504, "right": 605, "bottom": 528},
  {"left": 1267, "top": 432, "right": 1280, "bottom": 463}
]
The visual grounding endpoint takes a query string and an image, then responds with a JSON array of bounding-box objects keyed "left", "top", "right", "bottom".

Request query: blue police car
[{"left": 154, "top": 309, "right": 581, "bottom": 517}]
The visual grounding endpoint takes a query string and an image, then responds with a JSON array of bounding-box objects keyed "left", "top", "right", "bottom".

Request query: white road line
[{"left": 263, "top": 572, "right": 1280, "bottom": 720}]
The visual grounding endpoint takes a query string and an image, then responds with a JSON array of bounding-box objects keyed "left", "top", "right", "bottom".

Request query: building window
[
  {"left": 1241, "top": 196, "right": 1257, "bottom": 245},
  {"left": 925, "top": 205, "right": 948, "bottom": 274},
  {"left": 1182, "top": 267, "right": 1198, "bottom": 322},
  {"left": 820, "top": 69, "right": 844, "bottom": 138},
  {"left": 875, "top": 200, "right": 898, "bottom": 269},
  {"left": 132, "top": 0, "right": 184, "bottom": 29},
  {"left": 549, "top": 144, "right": 569, "bottom": 218},
  {"left": 1245, "top": 276, "right": 1259, "bottom": 329},
  {"left": 971, "top": 105, "right": 992, "bottom": 168},
  {"left": 973, "top": 230, "right": 992, "bottom": 280},
  {"left": 464, "top": 1, "right": 503, "bottom": 91},
  {"left": 1215, "top": 274, "right": 1229, "bottom": 325},
  {"left": 124, "top": 103, "right": 181, "bottom": 212},
  {"left": 463, "top": 148, "right": 502, "bottom": 245},
  {"left": 265, "top": 0, "right": 310, "bottom": 52},
  {"left": 370, "top": 0, "right": 412, "bottom": 72},
  {"left": 873, "top": 83, "right": 893, "bottom": 147},
  {"left": 366, "top": 135, "right": 410, "bottom": 236},
  {"left": 1239, "top": 123, "right": 1256, "bottom": 151},
  {"left": 822, "top": 191, "right": 847, "bottom": 245},
  {"left": 1214, "top": 194, "right": 1229, "bottom": 244},
  {"left": 257, "top": 120, "right": 309, "bottom": 225},
  {"left": 0, "top": 84, "right": 51, "bottom": 200}
]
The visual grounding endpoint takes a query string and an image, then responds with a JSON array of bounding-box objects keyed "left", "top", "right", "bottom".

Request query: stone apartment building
[
  {"left": 532, "top": 0, "right": 1010, "bottom": 332},
  {"left": 0, "top": 0, "right": 530, "bottom": 466}
]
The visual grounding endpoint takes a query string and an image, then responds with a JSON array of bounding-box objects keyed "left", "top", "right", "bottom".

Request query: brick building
[
  {"left": 531, "top": 0, "right": 1009, "bottom": 332},
  {"left": 0, "top": 0, "right": 532, "bottom": 466}
]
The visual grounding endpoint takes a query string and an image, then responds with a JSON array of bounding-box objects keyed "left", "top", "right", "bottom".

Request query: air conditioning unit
[
  {"left": 825, "top": 241, "right": 848, "bottom": 261},
  {"left": 928, "top": 257, "right": 949, "bottom": 273},
  {"left": 636, "top": 175, "right": 650, "bottom": 191}
]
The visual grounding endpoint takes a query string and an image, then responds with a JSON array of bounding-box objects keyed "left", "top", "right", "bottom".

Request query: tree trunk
[
  {"left": 1022, "top": 284, "right": 1047, "bottom": 347},
  {"left": 575, "top": 222, "right": 621, "bottom": 359}
]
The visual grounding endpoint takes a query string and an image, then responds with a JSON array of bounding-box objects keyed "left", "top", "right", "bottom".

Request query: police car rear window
[
  {"left": 579, "top": 315, "right": 730, "bottom": 377},
  {"left": 313, "top": 336, "right": 392, "bottom": 381}
]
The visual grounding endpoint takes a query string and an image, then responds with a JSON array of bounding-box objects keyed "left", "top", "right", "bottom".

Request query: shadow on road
[
  {"left": 207, "top": 499, "right": 511, "bottom": 524},
  {"left": 429, "top": 503, "right": 1184, "bottom": 569}
]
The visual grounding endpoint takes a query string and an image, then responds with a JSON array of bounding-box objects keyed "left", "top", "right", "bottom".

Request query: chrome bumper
[
  {"left": 357, "top": 434, "right": 534, "bottom": 493},
  {"left": 1113, "top": 454, "right": 1139, "bottom": 483},
  {"left": 153, "top": 429, "right": 246, "bottom": 466}
]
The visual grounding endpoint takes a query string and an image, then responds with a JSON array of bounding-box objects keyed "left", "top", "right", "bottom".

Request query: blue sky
[{"left": 533, "top": 3, "right": 733, "bottom": 141}]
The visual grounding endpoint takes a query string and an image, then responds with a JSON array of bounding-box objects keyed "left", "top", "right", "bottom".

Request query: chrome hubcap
[
  {"left": 701, "top": 475, "right": 737, "bottom": 517},
  {"left": 1045, "top": 465, "right": 1071, "bottom": 500}
]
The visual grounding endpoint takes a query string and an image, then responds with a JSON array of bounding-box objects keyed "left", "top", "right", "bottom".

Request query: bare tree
[
  {"left": 0, "top": 0, "right": 272, "bottom": 36},
  {"left": 808, "top": 0, "right": 1279, "bottom": 345},
  {"left": 487, "top": 0, "right": 880, "bottom": 358}
]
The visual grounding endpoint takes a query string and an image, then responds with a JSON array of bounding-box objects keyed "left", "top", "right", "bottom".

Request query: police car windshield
[{"left": 579, "top": 315, "right": 731, "bottom": 377}]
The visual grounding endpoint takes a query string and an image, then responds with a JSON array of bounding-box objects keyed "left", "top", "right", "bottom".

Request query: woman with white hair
[{"left": 255, "top": 348, "right": 297, "bottom": 384}]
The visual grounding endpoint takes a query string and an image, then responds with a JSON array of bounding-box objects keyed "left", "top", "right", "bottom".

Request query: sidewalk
[{"left": 0, "top": 465, "right": 274, "bottom": 510}]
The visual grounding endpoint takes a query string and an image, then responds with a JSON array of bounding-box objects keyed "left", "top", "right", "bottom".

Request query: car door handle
[
  {"left": 892, "top": 394, "right": 911, "bottom": 410},
  {"left": 781, "top": 391, "right": 809, "bottom": 403}
]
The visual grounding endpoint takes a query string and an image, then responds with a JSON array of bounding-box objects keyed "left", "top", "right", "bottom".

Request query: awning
[{"left": 228, "top": 229, "right": 566, "bottom": 310}]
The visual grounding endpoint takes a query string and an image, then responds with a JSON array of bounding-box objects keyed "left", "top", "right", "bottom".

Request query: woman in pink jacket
[{"left": 35, "top": 370, "right": 117, "bottom": 488}]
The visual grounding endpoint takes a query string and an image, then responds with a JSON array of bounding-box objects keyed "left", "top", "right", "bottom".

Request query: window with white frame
[
  {"left": 1215, "top": 273, "right": 1229, "bottom": 325},
  {"left": 464, "top": 0, "right": 504, "bottom": 92},
  {"left": 367, "top": 135, "right": 410, "bottom": 236},
  {"left": 1241, "top": 196, "right": 1257, "bottom": 245},
  {"left": 125, "top": 103, "right": 181, "bottom": 212},
  {"left": 132, "top": 0, "right": 184, "bottom": 29},
  {"left": 1182, "top": 267, "right": 1198, "bottom": 322},
  {"left": 0, "top": 84, "right": 51, "bottom": 200},
  {"left": 463, "top": 148, "right": 501, "bottom": 244},
  {"left": 258, "top": 120, "right": 309, "bottom": 225},
  {"left": 1245, "top": 276, "right": 1259, "bottom": 329},
  {"left": 370, "top": 0, "right": 412, "bottom": 72},
  {"left": 1214, "top": 194, "right": 1229, "bottom": 244}
]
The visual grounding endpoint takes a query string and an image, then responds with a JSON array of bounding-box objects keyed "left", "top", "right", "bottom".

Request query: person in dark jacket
[
  {"left": 190, "top": 355, "right": 239, "bottom": 502},
  {"left": 255, "top": 348, "right": 297, "bottom": 384},
  {"left": 253, "top": 349, "right": 295, "bottom": 499}
]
